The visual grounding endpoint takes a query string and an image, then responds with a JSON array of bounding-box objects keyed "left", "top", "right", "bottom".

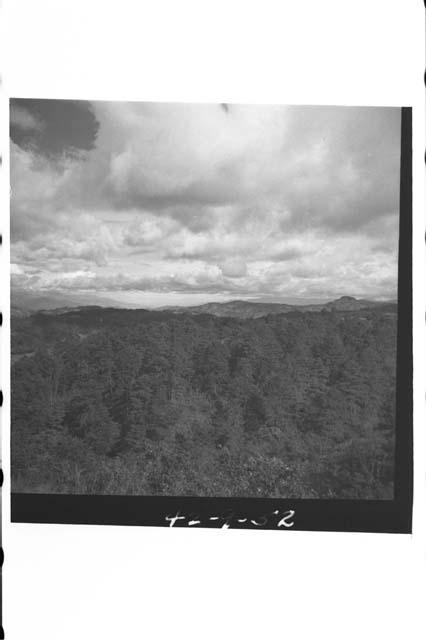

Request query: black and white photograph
[
  {"left": 9, "top": 99, "right": 407, "bottom": 506},
  {"left": 3, "top": 2, "right": 424, "bottom": 639}
]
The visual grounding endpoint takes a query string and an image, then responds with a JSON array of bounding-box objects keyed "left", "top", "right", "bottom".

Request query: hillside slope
[
  {"left": 161, "top": 296, "right": 390, "bottom": 318},
  {"left": 11, "top": 303, "right": 397, "bottom": 499}
]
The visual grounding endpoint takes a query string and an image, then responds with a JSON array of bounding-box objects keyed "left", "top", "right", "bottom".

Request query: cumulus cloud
[
  {"left": 219, "top": 258, "right": 248, "bottom": 278},
  {"left": 10, "top": 100, "right": 401, "bottom": 307}
]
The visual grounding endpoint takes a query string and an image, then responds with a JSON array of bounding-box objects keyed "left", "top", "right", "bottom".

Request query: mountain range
[
  {"left": 11, "top": 295, "right": 396, "bottom": 320},
  {"left": 159, "top": 296, "right": 392, "bottom": 318}
]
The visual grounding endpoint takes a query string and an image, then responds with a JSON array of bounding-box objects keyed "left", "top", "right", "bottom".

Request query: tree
[{"left": 80, "top": 403, "right": 120, "bottom": 455}]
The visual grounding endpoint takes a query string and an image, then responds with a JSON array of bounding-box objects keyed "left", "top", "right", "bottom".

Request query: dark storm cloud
[{"left": 10, "top": 98, "right": 99, "bottom": 156}]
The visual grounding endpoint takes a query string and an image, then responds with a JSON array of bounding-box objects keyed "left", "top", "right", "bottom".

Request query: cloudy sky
[{"left": 10, "top": 99, "right": 401, "bottom": 308}]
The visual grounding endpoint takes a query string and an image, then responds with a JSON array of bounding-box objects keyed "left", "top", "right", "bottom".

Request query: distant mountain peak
[{"left": 158, "top": 296, "right": 389, "bottom": 319}]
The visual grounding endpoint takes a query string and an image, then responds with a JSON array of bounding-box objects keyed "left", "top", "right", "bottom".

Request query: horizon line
[{"left": 11, "top": 293, "right": 398, "bottom": 313}]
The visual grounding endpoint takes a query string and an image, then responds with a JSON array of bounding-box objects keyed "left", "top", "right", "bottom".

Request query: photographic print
[{"left": 9, "top": 100, "right": 412, "bottom": 530}]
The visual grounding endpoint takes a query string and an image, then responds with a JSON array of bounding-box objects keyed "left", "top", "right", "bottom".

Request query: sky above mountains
[{"left": 10, "top": 99, "right": 401, "bottom": 308}]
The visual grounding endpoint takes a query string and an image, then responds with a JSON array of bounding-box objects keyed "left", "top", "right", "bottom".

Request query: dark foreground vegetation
[{"left": 11, "top": 303, "right": 397, "bottom": 498}]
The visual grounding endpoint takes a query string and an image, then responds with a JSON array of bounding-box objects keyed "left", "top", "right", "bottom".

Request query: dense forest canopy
[{"left": 11, "top": 302, "right": 397, "bottom": 498}]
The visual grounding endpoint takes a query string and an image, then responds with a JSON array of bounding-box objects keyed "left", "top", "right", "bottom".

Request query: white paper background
[{"left": 1, "top": 1, "right": 425, "bottom": 638}]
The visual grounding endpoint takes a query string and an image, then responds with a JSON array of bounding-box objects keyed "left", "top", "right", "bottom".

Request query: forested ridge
[{"left": 11, "top": 303, "right": 397, "bottom": 498}]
